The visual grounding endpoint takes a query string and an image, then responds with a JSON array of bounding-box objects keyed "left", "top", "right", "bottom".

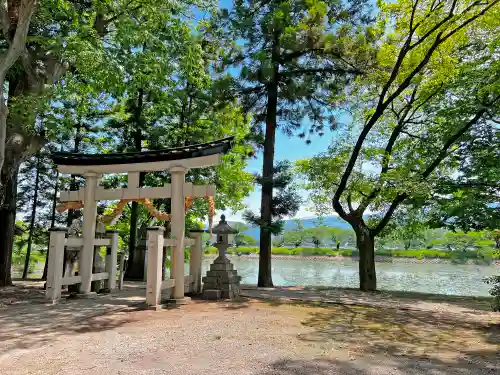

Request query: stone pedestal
[{"left": 202, "top": 256, "right": 241, "bottom": 299}]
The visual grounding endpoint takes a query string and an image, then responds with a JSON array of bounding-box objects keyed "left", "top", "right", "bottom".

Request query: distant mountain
[{"left": 230, "top": 215, "right": 351, "bottom": 242}]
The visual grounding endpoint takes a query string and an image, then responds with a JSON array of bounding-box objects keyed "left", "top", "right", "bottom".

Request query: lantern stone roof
[
  {"left": 212, "top": 215, "right": 238, "bottom": 234},
  {"left": 51, "top": 137, "right": 234, "bottom": 166}
]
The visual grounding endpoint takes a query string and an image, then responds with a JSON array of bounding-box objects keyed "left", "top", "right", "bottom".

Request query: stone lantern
[{"left": 202, "top": 215, "right": 241, "bottom": 300}]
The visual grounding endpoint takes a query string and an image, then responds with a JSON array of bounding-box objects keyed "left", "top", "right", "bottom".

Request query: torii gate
[{"left": 48, "top": 137, "right": 233, "bottom": 301}]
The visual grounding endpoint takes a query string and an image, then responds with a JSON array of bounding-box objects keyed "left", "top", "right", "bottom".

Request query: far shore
[{"left": 205, "top": 253, "right": 500, "bottom": 266}]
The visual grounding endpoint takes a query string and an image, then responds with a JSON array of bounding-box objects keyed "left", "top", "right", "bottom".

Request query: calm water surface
[{"left": 198, "top": 257, "right": 498, "bottom": 297}]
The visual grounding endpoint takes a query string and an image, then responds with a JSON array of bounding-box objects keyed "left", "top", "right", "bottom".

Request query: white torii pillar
[
  {"left": 79, "top": 172, "right": 100, "bottom": 295},
  {"left": 170, "top": 166, "right": 187, "bottom": 300}
]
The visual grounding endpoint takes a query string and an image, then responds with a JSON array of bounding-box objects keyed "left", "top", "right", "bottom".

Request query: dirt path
[{"left": 1, "top": 283, "right": 499, "bottom": 375}]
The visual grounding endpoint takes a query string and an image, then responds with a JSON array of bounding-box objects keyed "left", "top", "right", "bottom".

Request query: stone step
[
  {"left": 205, "top": 269, "right": 238, "bottom": 277},
  {"left": 202, "top": 289, "right": 221, "bottom": 300},
  {"left": 203, "top": 274, "right": 241, "bottom": 283},
  {"left": 209, "top": 263, "right": 234, "bottom": 271}
]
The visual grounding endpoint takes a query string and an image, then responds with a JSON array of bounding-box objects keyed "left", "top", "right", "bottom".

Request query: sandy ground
[{"left": 1, "top": 282, "right": 499, "bottom": 375}]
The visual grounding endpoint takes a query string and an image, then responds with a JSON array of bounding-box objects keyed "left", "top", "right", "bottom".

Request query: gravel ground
[{"left": 1, "top": 283, "right": 499, "bottom": 375}]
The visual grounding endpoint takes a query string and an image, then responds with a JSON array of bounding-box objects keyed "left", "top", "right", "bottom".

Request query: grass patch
[{"left": 207, "top": 246, "right": 500, "bottom": 260}]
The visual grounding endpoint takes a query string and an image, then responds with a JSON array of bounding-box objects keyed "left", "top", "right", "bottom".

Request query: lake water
[{"left": 199, "top": 257, "right": 499, "bottom": 297}]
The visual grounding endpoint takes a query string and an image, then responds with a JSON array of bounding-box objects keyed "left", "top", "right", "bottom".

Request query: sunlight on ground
[{"left": 280, "top": 302, "right": 500, "bottom": 365}]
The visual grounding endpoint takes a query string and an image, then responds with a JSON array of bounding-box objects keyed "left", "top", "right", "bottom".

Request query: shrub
[
  {"left": 203, "top": 247, "right": 218, "bottom": 255},
  {"left": 270, "top": 247, "right": 292, "bottom": 255},
  {"left": 340, "top": 249, "right": 353, "bottom": 257},
  {"left": 237, "top": 247, "right": 259, "bottom": 254},
  {"left": 484, "top": 275, "right": 500, "bottom": 312},
  {"left": 12, "top": 250, "right": 45, "bottom": 273}
]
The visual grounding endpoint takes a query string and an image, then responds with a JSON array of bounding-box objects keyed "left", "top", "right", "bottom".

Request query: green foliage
[
  {"left": 282, "top": 219, "right": 307, "bottom": 247},
  {"left": 232, "top": 223, "right": 256, "bottom": 247},
  {"left": 219, "top": 246, "right": 500, "bottom": 260},
  {"left": 204, "top": 246, "right": 218, "bottom": 255},
  {"left": 244, "top": 161, "right": 303, "bottom": 235},
  {"left": 211, "top": 0, "right": 373, "bottom": 143},
  {"left": 484, "top": 275, "right": 500, "bottom": 312},
  {"left": 376, "top": 208, "right": 428, "bottom": 250},
  {"left": 12, "top": 221, "right": 46, "bottom": 274},
  {"left": 297, "top": 0, "right": 500, "bottom": 291},
  {"left": 298, "top": 0, "right": 500, "bottom": 227}
]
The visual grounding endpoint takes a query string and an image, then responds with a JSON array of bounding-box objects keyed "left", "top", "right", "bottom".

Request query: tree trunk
[
  {"left": 354, "top": 225, "right": 377, "bottom": 292},
  {"left": 126, "top": 88, "right": 145, "bottom": 280},
  {"left": 126, "top": 201, "right": 143, "bottom": 279},
  {"left": 258, "top": 33, "right": 279, "bottom": 288},
  {"left": 22, "top": 154, "right": 41, "bottom": 279},
  {"left": 66, "top": 122, "right": 83, "bottom": 227},
  {"left": 0, "top": 0, "right": 38, "bottom": 190},
  {"left": 43, "top": 166, "right": 59, "bottom": 281},
  {"left": 0, "top": 170, "right": 18, "bottom": 286}
]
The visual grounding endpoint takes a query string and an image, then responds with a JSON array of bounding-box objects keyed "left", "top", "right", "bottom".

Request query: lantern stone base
[
  {"left": 166, "top": 297, "right": 192, "bottom": 305},
  {"left": 202, "top": 256, "right": 241, "bottom": 299},
  {"left": 202, "top": 289, "right": 221, "bottom": 300}
]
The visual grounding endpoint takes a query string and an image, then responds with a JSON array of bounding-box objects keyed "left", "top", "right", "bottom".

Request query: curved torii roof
[{"left": 51, "top": 137, "right": 234, "bottom": 175}]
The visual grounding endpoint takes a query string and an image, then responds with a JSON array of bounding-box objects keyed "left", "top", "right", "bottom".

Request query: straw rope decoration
[{"left": 56, "top": 195, "right": 216, "bottom": 234}]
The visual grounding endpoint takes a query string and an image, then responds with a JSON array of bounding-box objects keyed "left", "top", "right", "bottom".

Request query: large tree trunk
[
  {"left": 126, "top": 89, "right": 145, "bottom": 280},
  {"left": 66, "top": 122, "right": 83, "bottom": 226},
  {"left": 258, "top": 33, "right": 279, "bottom": 288},
  {"left": 42, "top": 166, "right": 59, "bottom": 281},
  {"left": 0, "top": 170, "right": 18, "bottom": 286},
  {"left": 126, "top": 201, "right": 143, "bottom": 279},
  {"left": 0, "top": 0, "right": 38, "bottom": 189},
  {"left": 22, "top": 154, "right": 40, "bottom": 279},
  {"left": 354, "top": 224, "right": 377, "bottom": 292},
  {"left": 0, "top": 70, "right": 44, "bottom": 286}
]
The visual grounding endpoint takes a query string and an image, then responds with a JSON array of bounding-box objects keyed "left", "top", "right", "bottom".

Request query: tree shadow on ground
[
  {"left": 302, "top": 286, "right": 495, "bottom": 312},
  {"left": 290, "top": 301, "right": 500, "bottom": 371},
  {"left": 0, "top": 307, "right": 140, "bottom": 355},
  {"left": 0, "top": 284, "right": 145, "bottom": 356},
  {"left": 258, "top": 355, "right": 500, "bottom": 375}
]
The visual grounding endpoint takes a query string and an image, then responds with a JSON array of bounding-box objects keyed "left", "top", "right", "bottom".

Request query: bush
[
  {"left": 270, "top": 247, "right": 292, "bottom": 255},
  {"left": 237, "top": 247, "right": 259, "bottom": 254},
  {"left": 203, "top": 246, "right": 218, "bottom": 255},
  {"left": 340, "top": 249, "right": 353, "bottom": 256},
  {"left": 209, "top": 245, "right": 499, "bottom": 261},
  {"left": 484, "top": 275, "right": 500, "bottom": 312},
  {"left": 12, "top": 250, "right": 45, "bottom": 273}
]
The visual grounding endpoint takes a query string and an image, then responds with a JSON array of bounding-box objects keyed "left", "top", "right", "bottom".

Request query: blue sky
[{"left": 225, "top": 126, "right": 339, "bottom": 221}]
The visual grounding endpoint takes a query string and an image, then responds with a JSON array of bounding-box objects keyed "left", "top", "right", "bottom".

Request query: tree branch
[
  {"left": 421, "top": 109, "right": 488, "bottom": 179},
  {"left": 332, "top": 0, "right": 497, "bottom": 212},
  {"left": 280, "top": 66, "right": 361, "bottom": 77},
  {"left": 347, "top": 191, "right": 354, "bottom": 213},
  {"left": 0, "top": 0, "right": 9, "bottom": 38},
  {"left": 372, "top": 99, "right": 497, "bottom": 237},
  {"left": 0, "top": 0, "right": 38, "bottom": 80},
  {"left": 332, "top": 196, "right": 350, "bottom": 222},
  {"left": 372, "top": 193, "right": 408, "bottom": 236},
  {"left": 0, "top": 0, "right": 38, "bottom": 187}
]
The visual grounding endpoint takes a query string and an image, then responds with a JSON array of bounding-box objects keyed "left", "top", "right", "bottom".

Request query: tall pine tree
[{"left": 211, "top": 0, "right": 372, "bottom": 286}]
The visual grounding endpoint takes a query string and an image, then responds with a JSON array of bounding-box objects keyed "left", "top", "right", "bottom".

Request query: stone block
[
  {"left": 206, "top": 270, "right": 238, "bottom": 278},
  {"left": 202, "top": 289, "right": 221, "bottom": 300},
  {"left": 166, "top": 297, "right": 191, "bottom": 305},
  {"left": 221, "top": 290, "right": 239, "bottom": 299},
  {"left": 209, "top": 262, "right": 234, "bottom": 271},
  {"left": 220, "top": 282, "right": 240, "bottom": 290}
]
